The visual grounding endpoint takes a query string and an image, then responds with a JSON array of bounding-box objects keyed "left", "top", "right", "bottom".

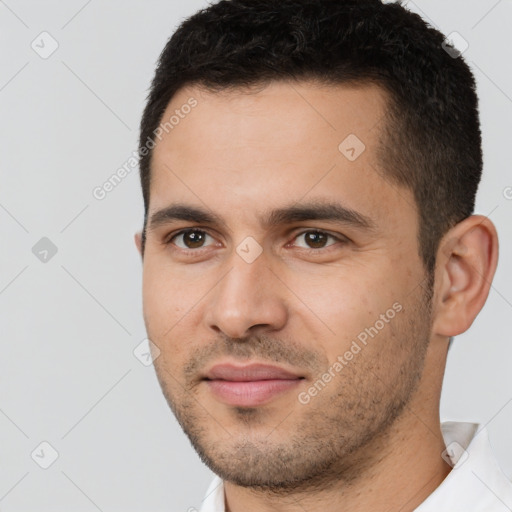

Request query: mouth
[{"left": 202, "top": 362, "right": 305, "bottom": 407}]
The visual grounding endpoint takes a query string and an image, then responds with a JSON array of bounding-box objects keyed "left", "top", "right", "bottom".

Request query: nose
[{"left": 204, "top": 249, "right": 288, "bottom": 339}]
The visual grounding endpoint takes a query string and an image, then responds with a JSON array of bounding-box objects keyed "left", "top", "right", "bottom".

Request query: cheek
[
  {"left": 142, "top": 261, "right": 216, "bottom": 369},
  {"left": 285, "top": 264, "right": 405, "bottom": 356},
  {"left": 142, "top": 265, "right": 187, "bottom": 344}
]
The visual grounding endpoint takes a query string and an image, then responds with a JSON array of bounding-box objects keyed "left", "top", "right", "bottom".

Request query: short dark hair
[{"left": 139, "top": 0, "right": 482, "bottom": 276}]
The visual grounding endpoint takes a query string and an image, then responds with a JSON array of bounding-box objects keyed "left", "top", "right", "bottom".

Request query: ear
[
  {"left": 432, "top": 215, "right": 499, "bottom": 337},
  {"left": 134, "top": 231, "right": 143, "bottom": 257}
]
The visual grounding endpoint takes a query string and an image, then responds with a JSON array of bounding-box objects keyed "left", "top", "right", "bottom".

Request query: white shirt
[{"left": 199, "top": 421, "right": 512, "bottom": 511}]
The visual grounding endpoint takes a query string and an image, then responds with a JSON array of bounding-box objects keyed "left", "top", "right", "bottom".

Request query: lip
[
  {"left": 203, "top": 363, "right": 304, "bottom": 407},
  {"left": 204, "top": 363, "right": 303, "bottom": 381}
]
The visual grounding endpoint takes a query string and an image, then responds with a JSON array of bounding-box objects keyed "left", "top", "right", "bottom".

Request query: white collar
[{"left": 199, "top": 421, "right": 512, "bottom": 512}]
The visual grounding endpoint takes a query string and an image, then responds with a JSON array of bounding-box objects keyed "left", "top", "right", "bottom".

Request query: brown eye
[
  {"left": 293, "top": 230, "right": 339, "bottom": 249},
  {"left": 171, "top": 230, "right": 214, "bottom": 249},
  {"left": 305, "top": 231, "right": 329, "bottom": 248}
]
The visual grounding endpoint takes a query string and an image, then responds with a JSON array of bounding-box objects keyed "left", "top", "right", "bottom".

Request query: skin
[{"left": 135, "top": 81, "right": 498, "bottom": 512}]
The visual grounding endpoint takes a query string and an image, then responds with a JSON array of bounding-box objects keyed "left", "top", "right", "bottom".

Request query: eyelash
[{"left": 164, "top": 228, "right": 347, "bottom": 254}]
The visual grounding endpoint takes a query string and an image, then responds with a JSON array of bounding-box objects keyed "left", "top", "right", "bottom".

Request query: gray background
[{"left": 1, "top": 1, "right": 511, "bottom": 510}]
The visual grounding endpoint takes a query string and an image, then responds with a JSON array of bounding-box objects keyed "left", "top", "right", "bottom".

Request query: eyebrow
[{"left": 147, "top": 200, "right": 377, "bottom": 232}]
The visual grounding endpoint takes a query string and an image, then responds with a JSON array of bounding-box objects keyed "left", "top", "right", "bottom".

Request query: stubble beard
[{"left": 152, "top": 283, "right": 433, "bottom": 494}]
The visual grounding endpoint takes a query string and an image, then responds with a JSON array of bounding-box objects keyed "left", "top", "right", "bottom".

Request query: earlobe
[
  {"left": 432, "top": 215, "right": 499, "bottom": 337},
  {"left": 134, "top": 231, "right": 143, "bottom": 256}
]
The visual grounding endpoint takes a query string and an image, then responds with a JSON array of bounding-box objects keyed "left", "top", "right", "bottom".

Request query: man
[{"left": 134, "top": 0, "right": 512, "bottom": 510}]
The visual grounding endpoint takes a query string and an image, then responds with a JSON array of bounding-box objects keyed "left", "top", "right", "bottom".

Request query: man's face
[{"left": 140, "top": 81, "right": 434, "bottom": 489}]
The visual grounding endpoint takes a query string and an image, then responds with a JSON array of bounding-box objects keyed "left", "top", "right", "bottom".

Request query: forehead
[
  {"left": 148, "top": 80, "right": 417, "bottom": 237},
  {"left": 153, "top": 80, "right": 387, "bottom": 165}
]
